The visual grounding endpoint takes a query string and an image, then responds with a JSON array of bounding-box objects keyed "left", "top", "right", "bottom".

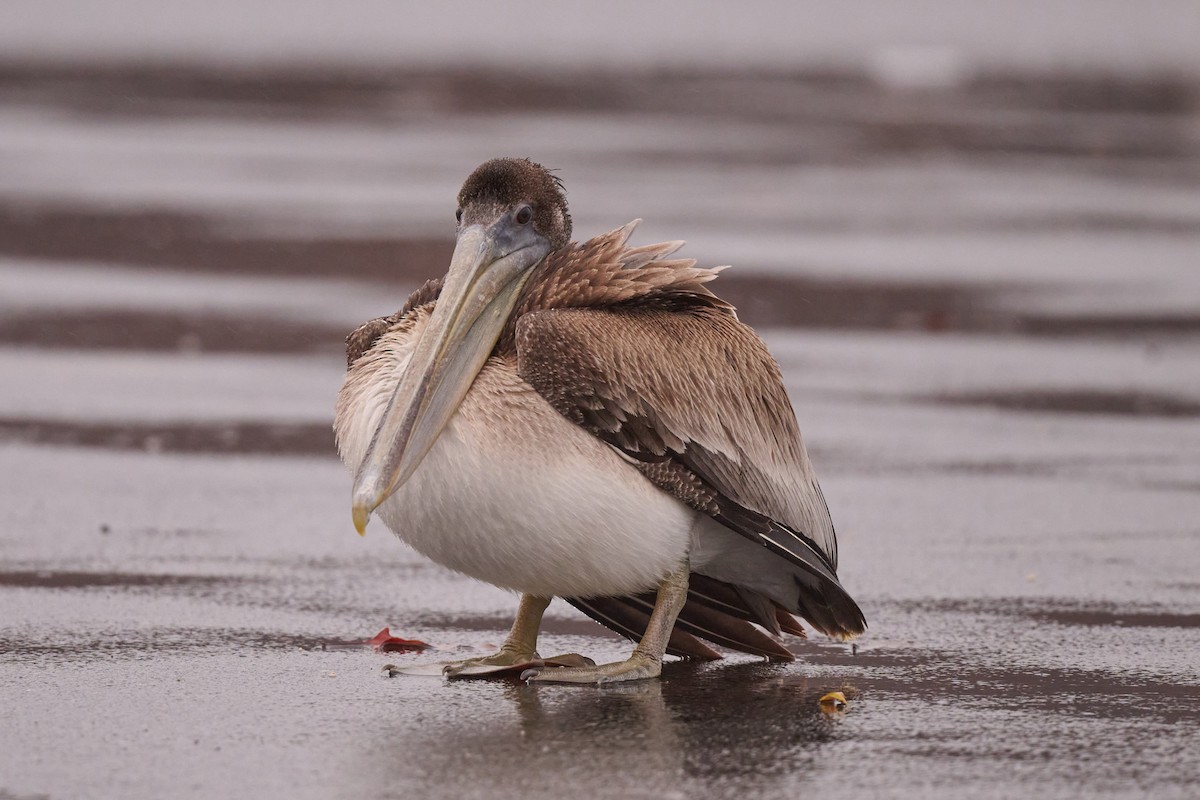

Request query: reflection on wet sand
[
  {"left": 363, "top": 631, "right": 1200, "bottom": 795},
  {"left": 373, "top": 663, "right": 850, "bottom": 796}
]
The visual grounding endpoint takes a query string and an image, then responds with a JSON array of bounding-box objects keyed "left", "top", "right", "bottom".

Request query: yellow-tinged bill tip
[
  {"left": 351, "top": 479, "right": 380, "bottom": 536},
  {"left": 352, "top": 504, "right": 370, "bottom": 536}
]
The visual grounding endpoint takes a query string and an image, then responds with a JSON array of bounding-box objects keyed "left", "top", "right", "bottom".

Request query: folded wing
[{"left": 516, "top": 300, "right": 865, "bottom": 647}]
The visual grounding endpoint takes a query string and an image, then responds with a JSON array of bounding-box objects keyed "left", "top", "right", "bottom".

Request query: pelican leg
[
  {"left": 523, "top": 560, "right": 690, "bottom": 685},
  {"left": 442, "top": 593, "right": 551, "bottom": 677}
]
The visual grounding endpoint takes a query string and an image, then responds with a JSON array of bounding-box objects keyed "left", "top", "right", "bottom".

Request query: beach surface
[{"left": 2, "top": 7, "right": 1199, "bottom": 797}]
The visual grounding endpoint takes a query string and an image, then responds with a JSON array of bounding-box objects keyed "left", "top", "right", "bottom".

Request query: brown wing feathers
[{"left": 515, "top": 223, "right": 865, "bottom": 650}]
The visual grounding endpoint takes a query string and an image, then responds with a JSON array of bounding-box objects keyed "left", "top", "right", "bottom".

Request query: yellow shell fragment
[{"left": 819, "top": 691, "right": 848, "bottom": 713}]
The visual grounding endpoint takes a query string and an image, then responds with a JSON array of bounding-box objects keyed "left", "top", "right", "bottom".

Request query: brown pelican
[{"left": 335, "top": 158, "right": 865, "bottom": 684}]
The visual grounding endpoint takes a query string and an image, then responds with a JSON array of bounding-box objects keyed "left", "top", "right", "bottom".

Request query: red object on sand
[{"left": 369, "top": 627, "right": 431, "bottom": 652}]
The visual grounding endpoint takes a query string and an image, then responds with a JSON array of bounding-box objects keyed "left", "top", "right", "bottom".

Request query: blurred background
[{"left": 2, "top": 3, "right": 1199, "bottom": 799}]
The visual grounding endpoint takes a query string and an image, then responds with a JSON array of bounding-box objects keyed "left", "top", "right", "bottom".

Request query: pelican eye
[
  {"left": 515, "top": 205, "right": 534, "bottom": 225},
  {"left": 455, "top": 208, "right": 463, "bottom": 223}
]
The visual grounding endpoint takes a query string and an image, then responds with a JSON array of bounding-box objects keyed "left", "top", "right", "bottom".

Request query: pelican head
[{"left": 351, "top": 158, "right": 571, "bottom": 533}]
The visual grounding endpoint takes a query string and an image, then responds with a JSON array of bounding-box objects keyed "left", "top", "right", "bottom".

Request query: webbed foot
[
  {"left": 383, "top": 650, "right": 595, "bottom": 679},
  {"left": 442, "top": 646, "right": 540, "bottom": 678},
  {"left": 521, "top": 651, "right": 661, "bottom": 685}
]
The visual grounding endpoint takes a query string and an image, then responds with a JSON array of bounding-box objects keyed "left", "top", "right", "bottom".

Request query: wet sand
[{"left": 2, "top": 57, "right": 1199, "bottom": 800}]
